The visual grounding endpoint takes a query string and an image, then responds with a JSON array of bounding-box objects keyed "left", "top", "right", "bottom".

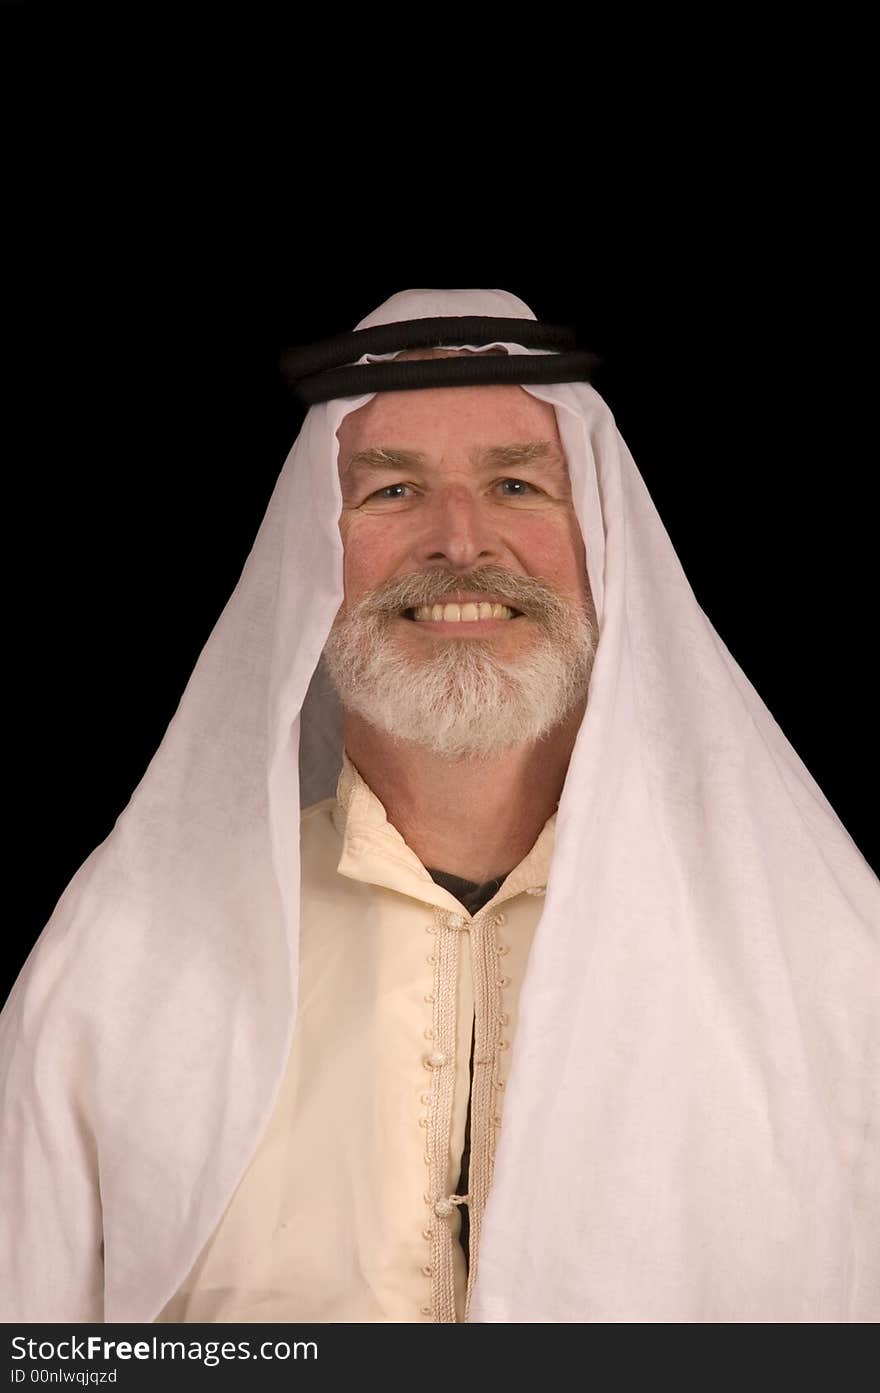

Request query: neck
[{"left": 341, "top": 702, "right": 584, "bottom": 883}]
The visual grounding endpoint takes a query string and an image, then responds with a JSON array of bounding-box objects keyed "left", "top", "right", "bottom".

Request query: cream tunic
[{"left": 157, "top": 753, "right": 554, "bottom": 1323}]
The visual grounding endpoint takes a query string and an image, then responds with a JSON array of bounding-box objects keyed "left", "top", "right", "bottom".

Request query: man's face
[
  {"left": 324, "top": 378, "right": 597, "bottom": 758},
  {"left": 336, "top": 382, "right": 589, "bottom": 630}
]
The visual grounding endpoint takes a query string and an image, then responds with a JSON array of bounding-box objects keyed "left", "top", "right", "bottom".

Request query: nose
[{"left": 414, "top": 484, "right": 502, "bottom": 569}]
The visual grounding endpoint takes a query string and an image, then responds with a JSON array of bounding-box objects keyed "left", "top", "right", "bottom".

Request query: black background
[{"left": 7, "top": 152, "right": 877, "bottom": 1002}]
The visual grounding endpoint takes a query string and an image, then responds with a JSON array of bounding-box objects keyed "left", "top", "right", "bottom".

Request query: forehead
[{"left": 335, "top": 384, "right": 563, "bottom": 465}]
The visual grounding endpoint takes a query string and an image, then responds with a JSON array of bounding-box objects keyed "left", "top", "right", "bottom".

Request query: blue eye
[
  {"left": 370, "top": 483, "right": 411, "bottom": 501},
  {"left": 499, "top": 479, "right": 535, "bottom": 495}
]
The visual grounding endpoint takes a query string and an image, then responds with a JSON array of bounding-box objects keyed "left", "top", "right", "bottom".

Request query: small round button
[{"left": 426, "top": 1050, "right": 447, "bottom": 1068}]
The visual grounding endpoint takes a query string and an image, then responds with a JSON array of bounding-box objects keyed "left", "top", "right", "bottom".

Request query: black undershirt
[{"left": 425, "top": 868, "right": 510, "bottom": 1274}]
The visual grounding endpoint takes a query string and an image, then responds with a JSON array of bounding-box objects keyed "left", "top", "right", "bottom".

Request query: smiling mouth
[{"left": 403, "top": 602, "right": 523, "bottom": 623}]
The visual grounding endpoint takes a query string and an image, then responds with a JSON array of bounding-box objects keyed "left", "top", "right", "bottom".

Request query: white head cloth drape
[{"left": 2, "top": 289, "right": 877, "bottom": 1323}]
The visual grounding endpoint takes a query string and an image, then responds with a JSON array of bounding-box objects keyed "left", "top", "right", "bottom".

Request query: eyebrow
[{"left": 342, "top": 440, "right": 567, "bottom": 481}]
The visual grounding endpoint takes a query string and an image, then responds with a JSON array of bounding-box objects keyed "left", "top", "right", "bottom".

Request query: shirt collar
[{"left": 331, "top": 749, "right": 555, "bottom": 917}]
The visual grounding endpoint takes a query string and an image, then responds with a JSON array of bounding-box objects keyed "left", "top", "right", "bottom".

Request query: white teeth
[{"left": 412, "top": 602, "right": 516, "bottom": 622}]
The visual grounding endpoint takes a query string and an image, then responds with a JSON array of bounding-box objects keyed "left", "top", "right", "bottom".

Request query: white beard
[{"left": 323, "top": 569, "right": 598, "bottom": 759}]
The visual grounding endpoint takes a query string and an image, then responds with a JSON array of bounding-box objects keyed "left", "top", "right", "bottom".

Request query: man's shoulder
[
  {"left": 299, "top": 795, "right": 343, "bottom": 868},
  {"left": 301, "top": 794, "right": 338, "bottom": 824}
]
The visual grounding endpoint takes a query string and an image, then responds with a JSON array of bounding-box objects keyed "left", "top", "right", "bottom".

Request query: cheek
[
  {"left": 515, "top": 515, "right": 587, "bottom": 594},
  {"left": 339, "top": 520, "right": 401, "bottom": 606}
]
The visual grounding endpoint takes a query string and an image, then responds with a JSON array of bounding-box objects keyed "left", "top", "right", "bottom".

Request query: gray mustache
[{"left": 360, "top": 567, "right": 573, "bottom": 620}]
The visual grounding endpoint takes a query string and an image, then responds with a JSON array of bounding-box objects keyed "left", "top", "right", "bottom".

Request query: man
[
  {"left": 155, "top": 349, "right": 598, "bottom": 1324},
  {"left": 2, "top": 289, "right": 877, "bottom": 1323}
]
